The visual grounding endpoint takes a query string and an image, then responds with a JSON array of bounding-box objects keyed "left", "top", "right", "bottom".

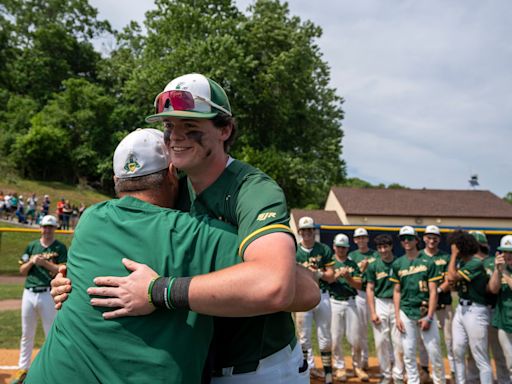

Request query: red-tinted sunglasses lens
[{"left": 155, "top": 90, "right": 195, "bottom": 114}]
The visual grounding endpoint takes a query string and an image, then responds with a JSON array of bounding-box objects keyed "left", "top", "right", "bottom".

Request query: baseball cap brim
[
  {"left": 498, "top": 246, "right": 512, "bottom": 252},
  {"left": 146, "top": 110, "right": 218, "bottom": 123}
]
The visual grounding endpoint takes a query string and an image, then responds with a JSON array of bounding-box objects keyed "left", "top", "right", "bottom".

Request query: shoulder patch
[{"left": 257, "top": 212, "right": 277, "bottom": 221}]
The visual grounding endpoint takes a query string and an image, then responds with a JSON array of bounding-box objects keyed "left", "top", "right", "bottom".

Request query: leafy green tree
[{"left": 504, "top": 192, "right": 512, "bottom": 205}]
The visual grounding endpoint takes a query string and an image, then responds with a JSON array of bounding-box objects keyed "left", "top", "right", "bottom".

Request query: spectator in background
[
  {"left": 0, "top": 191, "right": 5, "bottom": 217},
  {"left": 16, "top": 195, "right": 27, "bottom": 224},
  {"left": 42, "top": 195, "right": 50, "bottom": 216},
  {"left": 70, "top": 204, "right": 79, "bottom": 229},
  {"left": 10, "top": 193, "right": 18, "bottom": 220},
  {"left": 78, "top": 202, "right": 86, "bottom": 218},
  {"left": 26, "top": 193, "right": 38, "bottom": 225},
  {"left": 35, "top": 207, "right": 45, "bottom": 225},
  {"left": 4, "top": 192, "right": 12, "bottom": 219},
  {"left": 61, "top": 200, "right": 72, "bottom": 230},
  {"left": 56, "top": 198, "right": 65, "bottom": 228}
]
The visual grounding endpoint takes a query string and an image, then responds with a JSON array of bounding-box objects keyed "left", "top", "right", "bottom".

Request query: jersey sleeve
[
  {"left": 389, "top": 260, "right": 400, "bottom": 284},
  {"left": 321, "top": 245, "right": 335, "bottom": 268},
  {"left": 351, "top": 261, "right": 362, "bottom": 281},
  {"left": 55, "top": 242, "right": 68, "bottom": 264},
  {"left": 366, "top": 262, "right": 376, "bottom": 284},
  {"left": 428, "top": 259, "right": 443, "bottom": 282},
  {"left": 19, "top": 243, "right": 33, "bottom": 264},
  {"left": 458, "top": 258, "right": 484, "bottom": 282},
  {"left": 235, "top": 174, "right": 294, "bottom": 257}
]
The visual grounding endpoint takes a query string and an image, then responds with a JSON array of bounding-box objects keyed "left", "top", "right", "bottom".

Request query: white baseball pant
[
  {"left": 296, "top": 291, "right": 332, "bottom": 369},
  {"left": 330, "top": 296, "right": 362, "bottom": 369},
  {"left": 497, "top": 329, "right": 512, "bottom": 382},
  {"left": 452, "top": 301, "right": 492, "bottom": 384},
  {"left": 355, "top": 291, "right": 369, "bottom": 366},
  {"left": 372, "top": 298, "right": 405, "bottom": 381},
  {"left": 400, "top": 310, "right": 446, "bottom": 384},
  {"left": 211, "top": 342, "right": 309, "bottom": 384},
  {"left": 18, "top": 289, "right": 56, "bottom": 370}
]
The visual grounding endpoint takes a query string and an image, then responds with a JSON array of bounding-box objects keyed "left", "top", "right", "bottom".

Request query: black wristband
[
  {"left": 151, "top": 277, "right": 169, "bottom": 308},
  {"left": 170, "top": 277, "right": 192, "bottom": 310}
]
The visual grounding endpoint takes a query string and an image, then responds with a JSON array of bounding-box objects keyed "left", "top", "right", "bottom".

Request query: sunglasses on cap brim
[
  {"left": 400, "top": 235, "right": 416, "bottom": 241},
  {"left": 154, "top": 90, "right": 231, "bottom": 116}
]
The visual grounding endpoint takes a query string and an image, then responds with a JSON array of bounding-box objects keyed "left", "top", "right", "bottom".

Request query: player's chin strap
[{"left": 149, "top": 276, "right": 193, "bottom": 310}]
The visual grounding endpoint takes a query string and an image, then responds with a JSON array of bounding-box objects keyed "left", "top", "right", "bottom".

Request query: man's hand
[
  {"left": 418, "top": 317, "right": 432, "bottom": 331},
  {"left": 87, "top": 258, "right": 158, "bottom": 319},
  {"left": 495, "top": 252, "right": 505, "bottom": 272},
  {"left": 371, "top": 313, "right": 381, "bottom": 325},
  {"left": 396, "top": 317, "right": 405, "bottom": 333},
  {"left": 51, "top": 265, "right": 71, "bottom": 310},
  {"left": 359, "top": 259, "right": 369, "bottom": 273}
]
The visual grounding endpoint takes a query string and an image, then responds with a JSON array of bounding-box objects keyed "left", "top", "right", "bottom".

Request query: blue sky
[{"left": 90, "top": 0, "right": 512, "bottom": 198}]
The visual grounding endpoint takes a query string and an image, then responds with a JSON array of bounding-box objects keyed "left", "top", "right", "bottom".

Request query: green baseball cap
[
  {"left": 469, "top": 231, "right": 488, "bottom": 245},
  {"left": 146, "top": 73, "right": 232, "bottom": 123}
]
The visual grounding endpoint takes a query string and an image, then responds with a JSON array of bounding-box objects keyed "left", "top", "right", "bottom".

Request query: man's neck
[
  {"left": 474, "top": 251, "right": 487, "bottom": 260},
  {"left": 381, "top": 253, "right": 393, "bottom": 263},
  {"left": 335, "top": 254, "right": 347, "bottom": 263},
  {"left": 188, "top": 153, "right": 229, "bottom": 194},
  {"left": 358, "top": 246, "right": 369, "bottom": 253},
  {"left": 301, "top": 240, "right": 315, "bottom": 249},
  {"left": 423, "top": 247, "right": 438, "bottom": 257},
  {"left": 40, "top": 237, "right": 55, "bottom": 248},
  {"left": 406, "top": 249, "right": 419, "bottom": 260}
]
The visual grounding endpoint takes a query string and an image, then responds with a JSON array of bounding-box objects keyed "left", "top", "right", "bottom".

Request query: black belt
[
  {"left": 214, "top": 337, "right": 297, "bottom": 376},
  {"left": 27, "top": 287, "right": 50, "bottom": 293},
  {"left": 459, "top": 299, "right": 473, "bottom": 306}
]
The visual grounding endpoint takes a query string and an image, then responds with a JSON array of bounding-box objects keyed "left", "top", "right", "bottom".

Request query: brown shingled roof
[
  {"left": 291, "top": 209, "right": 342, "bottom": 227},
  {"left": 330, "top": 188, "right": 512, "bottom": 219}
]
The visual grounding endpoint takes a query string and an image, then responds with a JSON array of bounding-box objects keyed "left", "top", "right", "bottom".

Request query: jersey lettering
[{"left": 257, "top": 212, "right": 277, "bottom": 221}]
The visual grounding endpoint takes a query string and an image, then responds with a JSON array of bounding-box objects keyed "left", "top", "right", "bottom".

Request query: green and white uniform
[
  {"left": 329, "top": 258, "right": 363, "bottom": 370},
  {"left": 366, "top": 257, "right": 404, "bottom": 382},
  {"left": 452, "top": 257, "right": 493, "bottom": 384},
  {"left": 295, "top": 242, "right": 334, "bottom": 370},
  {"left": 390, "top": 255, "right": 445, "bottom": 384},
  {"left": 491, "top": 265, "right": 512, "bottom": 377},
  {"left": 25, "top": 196, "right": 241, "bottom": 384},
  {"left": 181, "top": 159, "right": 301, "bottom": 382},
  {"left": 348, "top": 248, "right": 379, "bottom": 366},
  {"left": 17, "top": 239, "right": 67, "bottom": 371}
]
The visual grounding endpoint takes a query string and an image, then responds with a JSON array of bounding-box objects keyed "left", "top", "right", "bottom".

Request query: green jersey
[
  {"left": 483, "top": 256, "right": 498, "bottom": 307},
  {"left": 455, "top": 256, "right": 488, "bottom": 305},
  {"left": 296, "top": 242, "right": 334, "bottom": 291},
  {"left": 182, "top": 159, "right": 296, "bottom": 370},
  {"left": 328, "top": 257, "right": 361, "bottom": 301},
  {"left": 491, "top": 266, "right": 512, "bottom": 333},
  {"left": 366, "top": 257, "right": 395, "bottom": 299},
  {"left": 390, "top": 254, "right": 441, "bottom": 320},
  {"left": 25, "top": 197, "right": 241, "bottom": 384},
  {"left": 20, "top": 239, "right": 67, "bottom": 288},
  {"left": 418, "top": 249, "right": 452, "bottom": 305},
  {"left": 348, "top": 248, "right": 379, "bottom": 290}
]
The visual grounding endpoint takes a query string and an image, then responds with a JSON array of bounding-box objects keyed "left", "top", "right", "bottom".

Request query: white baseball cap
[
  {"left": 498, "top": 235, "right": 512, "bottom": 252},
  {"left": 298, "top": 216, "right": 315, "bottom": 229},
  {"left": 399, "top": 226, "right": 417, "bottom": 237},
  {"left": 334, "top": 233, "right": 350, "bottom": 247},
  {"left": 41, "top": 215, "right": 58, "bottom": 227},
  {"left": 113, "top": 129, "right": 170, "bottom": 179},
  {"left": 424, "top": 225, "right": 440, "bottom": 236},
  {"left": 354, "top": 227, "right": 368, "bottom": 237}
]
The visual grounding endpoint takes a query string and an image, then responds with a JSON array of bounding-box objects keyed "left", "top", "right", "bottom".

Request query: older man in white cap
[
  {"left": 11, "top": 214, "right": 67, "bottom": 384},
  {"left": 295, "top": 216, "right": 335, "bottom": 384},
  {"left": 348, "top": 227, "right": 379, "bottom": 370}
]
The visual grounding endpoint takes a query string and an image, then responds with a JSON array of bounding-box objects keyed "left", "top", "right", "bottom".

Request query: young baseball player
[
  {"left": 11, "top": 215, "right": 67, "bottom": 384},
  {"left": 468, "top": 231, "right": 510, "bottom": 384},
  {"left": 447, "top": 230, "right": 493, "bottom": 384},
  {"left": 329, "top": 233, "right": 369, "bottom": 382},
  {"left": 417, "top": 225, "right": 453, "bottom": 382},
  {"left": 391, "top": 226, "right": 446, "bottom": 384},
  {"left": 295, "top": 216, "right": 335, "bottom": 384},
  {"left": 489, "top": 235, "right": 512, "bottom": 378},
  {"left": 348, "top": 227, "right": 379, "bottom": 369},
  {"left": 366, "top": 234, "right": 405, "bottom": 384}
]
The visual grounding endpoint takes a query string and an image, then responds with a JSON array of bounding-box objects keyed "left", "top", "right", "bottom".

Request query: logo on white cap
[
  {"left": 498, "top": 235, "right": 512, "bottom": 251},
  {"left": 298, "top": 216, "right": 315, "bottom": 229},
  {"left": 399, "top": 226, "right": 416, "bottom": 237},
  {"left": 113, "top": 129, "right": 170, "bottom": 179},
  {"left": 354, "top": 227, "right": 368, "bottom": 237},
  {"left": 334, "top": 233, "right": 350, "bottom": 247},
  {"left": 424, "top": 225, "right": 440, "bottom": 236}
]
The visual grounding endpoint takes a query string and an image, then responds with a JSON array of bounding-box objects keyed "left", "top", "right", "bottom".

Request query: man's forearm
[
  {"left": 366, "top": 284, "right": 376, "bottom": 318},
  {"left": 427, "top": 282, "right": 437, "bottom": 318},
  {"left": 489, "top": 268, "right": 502, "bottom": 294},
  {"left": 284, "top": 265, "right": 320, "bottom": 312}
]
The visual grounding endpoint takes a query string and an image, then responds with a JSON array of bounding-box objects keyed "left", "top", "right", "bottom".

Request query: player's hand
[
  {"left": 32, "top": 254, "right": 45, "bottom": 266},
  {"left": 495, "top": 252, "right": 505, "bottom": 272},
  {"left": 419, "top": 318, "right": 431, "bottom": 331},
  {"left": 371, "top": 313, "right": 381, "bottom": 325},
  {"left": 359, "top": 259, "right": 369, "bottom": 272},
  {"left": 51, "top": 265, "right": 71, "bottom": 310},
  {"left": 396, "top": 318, "right": 406, "bottom": 333},
  {"left": 88, "top": 258, "right": 158, "bottom": 319},
  {"left": 450, "top": 244, "right": 460, "bottom": 258}
]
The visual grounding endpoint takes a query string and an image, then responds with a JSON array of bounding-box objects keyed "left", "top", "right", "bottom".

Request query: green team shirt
[
  {"left": 455, "top": 256, "right": 488, "bottom": 305},
  {"left": 366, "top": 257, "right": 395, "bottom": 299},
  {"left": 348, "top": 248, "right": 379, "bottom": 290},
  {"left": 296, "top": 242, "right": 335, "bottom": 291},
  {"left": 483, "top": 256, "right": 498, "bottom": 307},
  {"left": 328, "top": 258, "right": 360, "bottom": 301},
  {"left": 390, "top": 255, "right": 441, "bottom": 320},
  {"left": 20, "top": 239, "right": 67, "bottom": 288},
  {"left": 491, "top": 265, "right": 512, "bottom": 333},
  {"left": 418, "top": 249, "right": 452, "bottom": 305},
  {"left": 25, "top": 197, "right": 241, "bottom": 384},
  {"left": 181, "top": 159, "right": 296, "bottom": 370}
]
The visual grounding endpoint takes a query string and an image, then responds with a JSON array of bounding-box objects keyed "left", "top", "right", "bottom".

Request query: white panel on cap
[{"left": 164, "top": 73, "right": 212, "bottom": 113}]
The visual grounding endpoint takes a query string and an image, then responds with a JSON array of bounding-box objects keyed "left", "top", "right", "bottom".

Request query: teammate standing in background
[
  {"left": 295, "top": 216, "right": 335, "bottom": 384},
  {"left": 489, "top": 235, "right": 512, "bottom": 379},
  {"left": 329, "top": 233, "right": 369, "bottom": 382},
  {"left": 417, "top": 225, "right": 453, "bottom": 382},
  {"left": 366, "top": 234, "right": 405, "bottom": 384},
  {"left": 447, "top": 230, "right": 493, "bottom": 384},
  {"left": 468, "top": 231, "right": 510, "bottom": 384},
  {"left": 348, "top": 227, "right": 379, "bottom": 369},
  {"left": 391, "top": 226, "right": 445, "bottom": 384},
  {"left": 11, "top": 215, "right": 67, "bottom": 384}
]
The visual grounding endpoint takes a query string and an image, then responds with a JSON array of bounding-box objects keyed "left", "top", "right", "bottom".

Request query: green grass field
[
  {"left": 0, "top": 310, "right": 45, "bottom": 349},
  {"left": 0, "top": 283, "right": 24, "bottom": 300}
]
